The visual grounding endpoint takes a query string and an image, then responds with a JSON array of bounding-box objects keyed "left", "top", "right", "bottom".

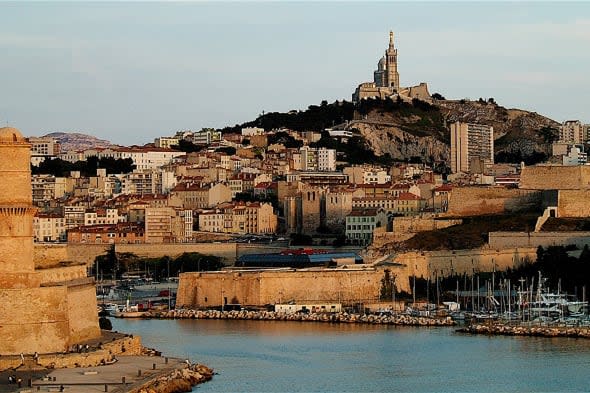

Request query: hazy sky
[{"left": 1, "top": 2, "right": 589, "bottom": 145}]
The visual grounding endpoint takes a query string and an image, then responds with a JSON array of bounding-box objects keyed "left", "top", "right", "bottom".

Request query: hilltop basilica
[{"left": 352, "top": 31, "right": 431, "bottom": 102}]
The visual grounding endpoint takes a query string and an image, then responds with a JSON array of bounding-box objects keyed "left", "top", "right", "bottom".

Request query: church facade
[{"left": 352, "top": 31, "right": 431, "bottom": 103}]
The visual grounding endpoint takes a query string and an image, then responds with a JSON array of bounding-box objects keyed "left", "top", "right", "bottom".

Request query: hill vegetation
[
  {"left": 219, "top": 96, "right": 559, "bottom": 167},
  {"left": 32, "top": 156, "right": 135, "bottom": 177}
]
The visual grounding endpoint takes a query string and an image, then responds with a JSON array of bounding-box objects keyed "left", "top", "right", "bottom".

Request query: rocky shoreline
[
  {"left": 139, "top": 309, "right": 455, "bottom": 326},
  {"left": 131, "top": 363, "right": 214, "bottom": 393},
  {"left": 457, "top": 323, "right": 590, "bottom": 339}
]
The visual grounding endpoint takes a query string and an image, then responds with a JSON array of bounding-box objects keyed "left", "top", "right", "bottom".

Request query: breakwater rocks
[
  {"left": 143, "top": 309, "right": 455, "bottom": 326},
  {"left": 458, "top": 323, "right": 590, "bottom": 339},
  {"left": 132, "top": 363, "right": 214, "bottom": 393}
]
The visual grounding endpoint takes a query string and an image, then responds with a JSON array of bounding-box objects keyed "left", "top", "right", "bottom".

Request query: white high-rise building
[{"left": 450, "top": 122, "right": 494, "bottom": 174}]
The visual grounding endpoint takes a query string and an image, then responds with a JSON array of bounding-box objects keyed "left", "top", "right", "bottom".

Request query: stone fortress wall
[
  {"left": 520, "top": 165, "right": 590, "bottom": 190},
  {"left": 489, "top": 231, "right": 590, "bottom": 249},
  {"left": 34, "top": 242, "right": 240, "bottom": 266},
  {"left": 557, "top": 190, "right": 590, "bottom": 217},
  {"left": 176, "top": 245, "right": 536, "bottom": 308},
  {"left": 446, "top": 187, "right": 542, "bottom": 216},
  {"left": 177, "top": 268, "right": 385, "bottom": 308}
]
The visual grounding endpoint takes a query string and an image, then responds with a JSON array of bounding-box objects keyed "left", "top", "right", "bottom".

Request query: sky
[{"left": 1, "top": 2, "right": 589, "bottom": 145}]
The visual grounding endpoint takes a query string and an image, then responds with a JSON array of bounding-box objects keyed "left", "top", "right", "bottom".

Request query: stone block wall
[
  {"left": 34, "top": 243, "right": 69, "bottom": 268},
  {"left": 177, "top": 269, "right": 386, "bottom": 308},
  {"left": 34, "top": 242, "right": 239, "bottom": 267},
  {"left": 0, "top": 287, "right": 69, "bottom": 355},
  {"left": 66, "top": 283, "right": 101, "bottom": 344},
  {"left": 488, "top": 231, "right": 590, "bottom": 249},
  {"left": 392, "top": 216, "right": 463, "bottom": 234},
  {"left": 520, "top": 165, "right": 590, "bottom": 190},
  {"left": 557, "top": 190, "right": 590, "bottom": 217},
  {"left": 446, "top": 187, "right": 542, "bottom": 216},
  {"left": 392, "top": 247, "right": 537, "bottom": 280},
  {"left": 37, "top": 265, "right": 88, "bottom": 284}
]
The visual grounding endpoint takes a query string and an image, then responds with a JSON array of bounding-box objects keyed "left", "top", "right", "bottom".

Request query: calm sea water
[{"left": 113, "top": 318, "right": 590, "bottom": 392}]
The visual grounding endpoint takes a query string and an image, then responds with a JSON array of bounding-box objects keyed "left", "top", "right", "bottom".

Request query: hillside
[
  {"left": 42, "top": 132, "right": 116, "bottom": 151},
  {"left": 225, "top": 97, "right": 560, "bottom": 168},
  {"left": 347, "top": 98, "right": 559, "bottom": 167}
]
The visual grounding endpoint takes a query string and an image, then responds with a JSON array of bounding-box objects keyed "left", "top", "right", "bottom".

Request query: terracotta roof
[
  {"left": 397, "top": 192, "right": 423, "bottom": 201},
  {"left": 434, "top": 185, "right": 453, "bottom": 192}
]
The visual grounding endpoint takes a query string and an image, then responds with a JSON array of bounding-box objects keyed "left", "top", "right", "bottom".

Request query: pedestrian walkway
[{"left": 0, "top": 356, "right": 185, "bottom": 393}]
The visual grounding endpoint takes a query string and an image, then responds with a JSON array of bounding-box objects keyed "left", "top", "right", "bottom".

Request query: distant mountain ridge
[{"left": 41, "top": 132, "right": 117, "bottom": 152}]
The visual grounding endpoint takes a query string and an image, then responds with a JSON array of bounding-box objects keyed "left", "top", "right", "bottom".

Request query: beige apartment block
[
  {"left": 31, "top": 175, "right": 66, "bottom": 206},
  {"left": 559, "top": 120, "right": 587, "bottom": 144},
  {"left": 172, "top": 182, "right": 232, "bottom": 209},
  {"left": 198, "top": 202, "right": 277, "bottom": 235},
  {"left": 450, "top": 121, "right": 494, "bottom": 173},
  {"left": 34, "top": 213, "right": 66, "bottom": 242}
]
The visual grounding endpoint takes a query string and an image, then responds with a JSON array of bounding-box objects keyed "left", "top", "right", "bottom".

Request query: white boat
[
  {"left": 101, "top": 303, "right": 120, "bottom": 316},
  {"left": 517, "top": 272, "right": 588, "bottom": 318}
]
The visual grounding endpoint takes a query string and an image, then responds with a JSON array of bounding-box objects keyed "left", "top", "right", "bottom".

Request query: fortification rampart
[
  {"left": 0, "top": 335, "right": 143, "bottom": 371},
  {"left": 34, "top": 243, "right": 70, "bottom": 268},
  {"left": 446, "top": 187, "right": 541, "bottom": 216},
  {"left": 393, "top": 216, "right": 463, "bottom": 234},
  {"left": 177, "top": 268, "right": 387, "bottom": 308},
  {"left": 520, "top": 165, "right": 590, "bottom": 190},
  {"left": 489, "top": 231, "right": 590, "bottom": 249},
  {"left": 34, "top": 243, "right": 239, "bottom": 267},
  {"left": 557, "top": 190, "right": 590, "bottom": 217},
  {"left": 392, "top": 247, "right": 537, "bottom": 280},
  {"left": 37, "top": 265, "right": 88, "bottom": 284}
]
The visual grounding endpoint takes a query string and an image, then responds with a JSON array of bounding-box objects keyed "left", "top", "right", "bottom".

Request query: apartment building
[
  {"left": 171, "top": 182, "right": 232, "bottom": 209},
  {"left": 345, "top": 208, "right": 388, "bottom": 246},
  {"left": 29, "top": 137, "right": 60, "bottom": 166},
  {"left": 32, "top": 175, "right": 67, "bottom": 206},
  {"left": 197, "top": 202, "right": 277, "bottom": 235},
  {"left": 33, "top": 213, "right": 66, "bottom": 242},
  {"left": 559, "top": 120, "right": 588, "bottom": 144},
  {"left": 67, "top": 223, "right": 145, "bottom": 244},
  {"left": 450, "top": 122, "right": 494, "bottom": 173}
]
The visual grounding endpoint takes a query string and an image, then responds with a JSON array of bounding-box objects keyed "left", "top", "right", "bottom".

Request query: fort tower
[{"left": 0, "top": 127, "right": 100, "bottom": 356}]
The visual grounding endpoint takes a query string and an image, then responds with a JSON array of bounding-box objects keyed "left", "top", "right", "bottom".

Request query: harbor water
[{"left": 113, "top": 318, "right": 590, "bottom": 392}]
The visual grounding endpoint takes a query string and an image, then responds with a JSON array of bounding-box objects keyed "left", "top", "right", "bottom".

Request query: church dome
[
  {"left": 0, "top": 127, "right": 25, "bottom": 143},
  {"left": 377, "top": 56, "right": 386, "bottom": 70}
]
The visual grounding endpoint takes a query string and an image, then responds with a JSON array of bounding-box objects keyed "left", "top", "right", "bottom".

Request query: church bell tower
[{"left": 385, "top": 31, "right": 400, "bottom": 90}]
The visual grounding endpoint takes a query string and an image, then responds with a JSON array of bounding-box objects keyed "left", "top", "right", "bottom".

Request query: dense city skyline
[{"left": 1, "top": 2, "right": 589, "bottom": 145}]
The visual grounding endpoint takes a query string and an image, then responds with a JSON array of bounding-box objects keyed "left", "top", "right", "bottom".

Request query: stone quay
[
  {"left": 141, "top": 309, "right": 456, "bottom": 326},
  {"left": 457, "top": 323, "right": 590, "bottom": 339}
]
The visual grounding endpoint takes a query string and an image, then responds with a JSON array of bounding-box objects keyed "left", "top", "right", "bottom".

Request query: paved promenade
[{"left": 0, "top": 356, "right": 186, "bottom": 393}]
